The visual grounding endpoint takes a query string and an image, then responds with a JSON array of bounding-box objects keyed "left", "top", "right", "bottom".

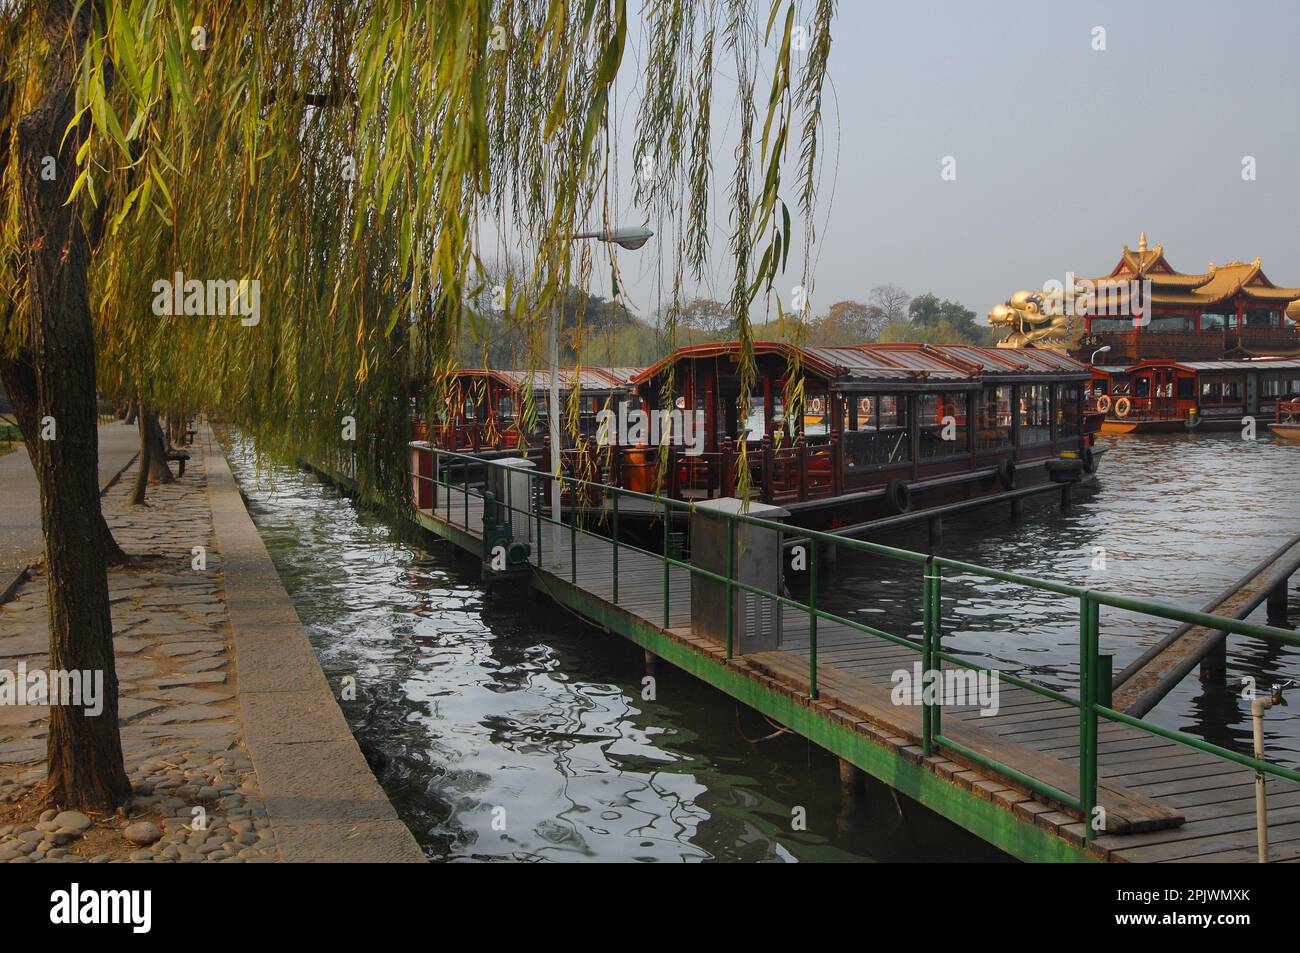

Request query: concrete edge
[
  {"left": 0, "top": 567, "right": 28, "bottom": 606},
  {"left": 201, "top": 425, "right": 426, "bottom": 863}
]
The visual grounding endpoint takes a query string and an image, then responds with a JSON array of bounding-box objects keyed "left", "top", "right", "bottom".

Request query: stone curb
[{"left": 201, "top": 426, "right": 426, "bottom": 863}]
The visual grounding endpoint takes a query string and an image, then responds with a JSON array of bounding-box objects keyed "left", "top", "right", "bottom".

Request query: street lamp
[
  {"left": 546, "top": 225, "right": 653, "bottom": 557},
  {"left": 1089, "top": 344, "right": 1112, "bottom": 365}
]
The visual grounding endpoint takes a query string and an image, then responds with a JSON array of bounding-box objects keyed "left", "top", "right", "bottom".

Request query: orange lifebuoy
[
  {"left": 1096, "top": 394, "right": 1111, "bottom": 414},
  {"left": 1114, "top": 396, "right": 1131, "bottom": 418}
]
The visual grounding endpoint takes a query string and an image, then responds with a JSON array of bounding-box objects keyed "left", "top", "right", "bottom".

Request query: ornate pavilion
[{"left": 991, "top": 234, "right": 1300, "bottom": 363}]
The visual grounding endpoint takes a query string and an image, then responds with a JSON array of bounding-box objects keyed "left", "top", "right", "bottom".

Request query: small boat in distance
[
  {"left": 1091, "top": 358, "right": 1300, "bottom": 434},
  {"left": 1268, "top": 398, "right": 1300, "bottom": 442}
]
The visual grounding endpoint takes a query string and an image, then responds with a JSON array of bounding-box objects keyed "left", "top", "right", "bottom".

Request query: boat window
[
  {"left": 1263, "top": 378, "right": 1283, "bottom": 397},
  {"left": 805, "top": 392, "right": 828, "bottom": 437},
  {"left": 1056, "top": 384, "right": 1081, "bottom": 438},
  {"left": 498, "top": 395, "right": 515, "bottom": 421},
  {"left": 1133, "top": 377, "right": 1151, "bottom": 398},
  {"left": 1090, "top": 318, "right": 1132, "bottom": 333},
  {"left": 1149, "top": 315, "right": 1194, "bottom": 332},
  {"left": 843, "top": 394, "right": 910, "bottom": 469},
  {"left": 919, "top": 392, "right": 968, "bottom": 458},
  {"left": 1201, "top": 378, "right": 1242, "bottom": 404},
  {"left": 976, "top": 386, "right": 1013, "bottom": 451},
  {"left": 1201, "top": 313, "right": 1227, "bottom": 330},
  {"left": 1019, "top": 384, "right": 1052, "bottom": 446},
  {"left": 1177, "top": 377, "right": 1195, "bottom": 400}
]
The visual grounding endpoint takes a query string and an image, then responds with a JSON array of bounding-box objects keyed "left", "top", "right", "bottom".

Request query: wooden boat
[
  {"left": 599, "top": 341, "right": 1102, "bottom": 532},
  {"left": 1268, "top": 398, "right": 1300, "bottom": 442},
  {"left": 415, "top": 365, "right": 643, "bottom": 452},
  {"left": 1091, "top": 358, "right": 1300, "bottom": 434}
]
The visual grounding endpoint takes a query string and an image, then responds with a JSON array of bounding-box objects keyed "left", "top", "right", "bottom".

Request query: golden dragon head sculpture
[{"left": 988, "top": 288, "right": 1090, "bottom": 350}]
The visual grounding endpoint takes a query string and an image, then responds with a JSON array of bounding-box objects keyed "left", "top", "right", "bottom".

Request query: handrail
[{"left": 410, "top": 441, "right": 1300, "bottom": 843}]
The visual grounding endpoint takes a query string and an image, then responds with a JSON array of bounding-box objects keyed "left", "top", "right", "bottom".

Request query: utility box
[
  {"left": 487, "top": 457, "right": 536, "bottom": 545},
  {"left": 690, "top": 498, "right": 788, "bottom": 654}
]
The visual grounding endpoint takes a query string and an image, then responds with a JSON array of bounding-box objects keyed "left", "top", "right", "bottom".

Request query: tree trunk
[
  {"left": 130, "top": 403, "right": 152, "bottom": 506},
  {"left": 0, "top": 349, "right": 129, "bottom": 567},
  {"left": 146, "top": 411, "right": 174, "bottom": 483},
  {"left": 17, "top": 1, "right": 130, "bottom": 812}
]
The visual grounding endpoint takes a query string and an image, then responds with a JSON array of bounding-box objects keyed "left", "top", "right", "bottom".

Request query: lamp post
[
  {"left": 1089, "top": 344, "right": 1112, "bottom": 365},
  {"left": 546, "top": 226, "right": 653, "bottom": 559}
]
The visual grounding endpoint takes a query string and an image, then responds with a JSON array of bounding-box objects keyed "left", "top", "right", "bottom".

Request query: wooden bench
[{"left": 166, "top": 448, "right": 192, "bottom": 477}]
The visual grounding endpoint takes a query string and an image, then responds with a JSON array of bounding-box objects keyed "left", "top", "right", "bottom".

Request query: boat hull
[
  {"left": 1268, "top": 423, "right": 1300, "bottom": 442},
  {"left": 1100, "top": 418, "right": 1189, "bottom": 434}
]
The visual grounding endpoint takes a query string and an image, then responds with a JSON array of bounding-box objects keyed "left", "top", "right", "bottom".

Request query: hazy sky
[{"left": 592, "top": 0, "right": 1300, "bottom": 323}]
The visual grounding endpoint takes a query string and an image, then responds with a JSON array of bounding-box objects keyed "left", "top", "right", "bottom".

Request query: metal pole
[
  {"left": 1254, "top": 696, "right": 1269, "bottom": 863},
  {"left": 549, "top": 299, "right": 562, "bottom": 564}
]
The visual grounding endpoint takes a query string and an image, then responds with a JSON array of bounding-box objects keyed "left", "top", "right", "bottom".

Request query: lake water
[{"left": 225, "top": 429, "right": 1300, "bottom": 861}]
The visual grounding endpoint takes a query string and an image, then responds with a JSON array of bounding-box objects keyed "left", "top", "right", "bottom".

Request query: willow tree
[{"left": 0, "top": 0, "right": 835, "bottom": 810}]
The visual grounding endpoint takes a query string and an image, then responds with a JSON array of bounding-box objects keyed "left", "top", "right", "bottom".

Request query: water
[{"left": 225, "top": 430, "right": 1300, "bottom": 861}]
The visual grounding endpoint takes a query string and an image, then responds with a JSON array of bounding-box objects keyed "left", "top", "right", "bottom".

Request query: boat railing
[
  {"left": 411, "top": 442, "right": 1300, "bottom": 845},
  {"left": 551, "top": 434, "right": 840, "bottom": 505}
]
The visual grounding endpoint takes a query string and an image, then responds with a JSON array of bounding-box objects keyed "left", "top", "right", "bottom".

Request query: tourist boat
[
  {"left": 418, "top": 365, "right": 643, "bottom": 451},
  {"left": 1268, "top": 398, "right": 1300, "bottom": 442},
  {"left": 1091, "top": 358, "right": 1300, "bottom": 434},
  {"left": 575, "top": 341, "right": 1102, "bottom": 532}
]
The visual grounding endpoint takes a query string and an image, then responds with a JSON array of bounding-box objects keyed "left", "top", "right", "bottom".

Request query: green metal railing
[{"left": 413, "top": 442, "right": 1300, "bottom": 844}]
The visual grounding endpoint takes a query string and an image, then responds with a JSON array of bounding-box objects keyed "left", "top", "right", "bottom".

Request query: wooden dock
[{"left": 412, "top": 471, "right": 1300, "bottom": 863}]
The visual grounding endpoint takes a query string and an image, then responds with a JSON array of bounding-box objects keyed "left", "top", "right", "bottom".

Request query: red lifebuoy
[{"left": 1096, "top": 394, "right": 1111, "bottom": 414}]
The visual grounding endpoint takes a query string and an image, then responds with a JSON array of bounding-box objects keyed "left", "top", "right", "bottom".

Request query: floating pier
[{"left": 408, "top": 443, "right": 1300, "bottom": 863}]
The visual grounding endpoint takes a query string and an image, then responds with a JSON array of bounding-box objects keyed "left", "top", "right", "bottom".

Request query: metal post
[
  {"left": 1079, "top": 593, "right": 1099, "bottom": 840},
  {"left": 725, "top": 516, "right": 735, "bottom": 659},
  {"left": 1254, "top": 696, "right": 1269, "bottom": 863},
  {"left": 809, "top": 539, "right": 819, "bottom": 699},
  {"left": 548, "top": 303, "right": 562, "bottom": 530},
  {"left": 662, "top": 499, "right": 670, "bottom": 628},
  {"left": 930, "top": 562, "right": 942, "bottom": 744},
  {"left": 612, "top": 491, "right": 620, "bottom": 603},
  {"left": 570, "top": 478, "right": 577, "bottom": 583},
  {"left": 922, "top": 558, "right": 934, "bottom": 756}
]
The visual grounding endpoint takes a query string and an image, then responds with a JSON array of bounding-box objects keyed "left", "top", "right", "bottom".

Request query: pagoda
[{"left": 991, "top": 234, "right": 1300, "bottom": 364}]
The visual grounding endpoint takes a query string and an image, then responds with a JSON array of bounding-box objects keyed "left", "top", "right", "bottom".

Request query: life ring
[
  {"left": 996, "top": 459, "right": 1017, "bottom": 490},
  {"left": 885, "top": 478, "right": 911, "bottom": 514},
  {"left": 1113, "top": 396, "right": 1131, "bottom": 418},
  {"left": 1095, "top": 394, "right": 1111, "bottom": 414}
]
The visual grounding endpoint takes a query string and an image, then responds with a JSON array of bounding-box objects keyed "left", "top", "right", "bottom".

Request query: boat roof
[
  {"left": 1098, "top": 358, "right": 1300, "bottom": 374},
  {"left": 452, "top": 366, "right": 644, "bottom": 394},
  {"left": 633, "top": 341, "right": 1089, "bottom": 387}
]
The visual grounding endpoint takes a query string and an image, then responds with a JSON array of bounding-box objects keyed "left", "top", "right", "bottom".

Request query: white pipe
[{"left": 1254, "top": 695, "right": 1269, "bottom": 863}]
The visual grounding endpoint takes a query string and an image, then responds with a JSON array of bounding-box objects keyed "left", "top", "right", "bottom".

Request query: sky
[{"left": 587, "top": 0, "right": 1300, "bottom": 323}]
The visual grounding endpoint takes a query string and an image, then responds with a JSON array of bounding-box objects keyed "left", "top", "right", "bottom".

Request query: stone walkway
[
  {"left": 0, "top": 420, "right": 139, "bottom": 575},
  {"left": 0, "top": 445, "right": 279, "bottom": 862}
]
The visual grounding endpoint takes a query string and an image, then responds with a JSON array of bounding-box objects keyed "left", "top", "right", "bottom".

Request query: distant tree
[
  {"left": 679, "top": 297, "right": 735, "bottom": 336},
  {"left": 815, "top": 299, "right": 888, "bottom": 344},
  {"left": 869, "top": 284, "right": 911, "bottom": 325},
  {"left": 907, "top": 293, "right": 991, "bottom": 344}
]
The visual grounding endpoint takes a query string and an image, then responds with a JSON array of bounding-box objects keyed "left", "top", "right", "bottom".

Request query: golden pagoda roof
[{"left": 1087, "top": 236, "right": 1300, "bottom": 308}]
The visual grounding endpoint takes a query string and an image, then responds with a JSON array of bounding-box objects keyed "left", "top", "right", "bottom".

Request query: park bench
[{"left": 166, "top": 447, "right": 191, "bottom": 477}]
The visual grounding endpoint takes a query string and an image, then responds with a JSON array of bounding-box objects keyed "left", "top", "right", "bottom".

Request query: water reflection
[
  {"left": 225, "top": 437, "right": 1001, "bottom": 862},
  {"left": 225, "top": 430, "right": 1300, "bottom": 860}
]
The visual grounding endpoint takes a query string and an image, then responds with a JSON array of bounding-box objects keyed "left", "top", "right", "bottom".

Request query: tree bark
[
  {"left": 146, "top": 411, "right": 173, "bottom": 483},
  {"left": 17, "top": 1, "right": 130, "bottom": 811},
  {"left": 130, "top": 402, "right": 152, "bottom": 506}
]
